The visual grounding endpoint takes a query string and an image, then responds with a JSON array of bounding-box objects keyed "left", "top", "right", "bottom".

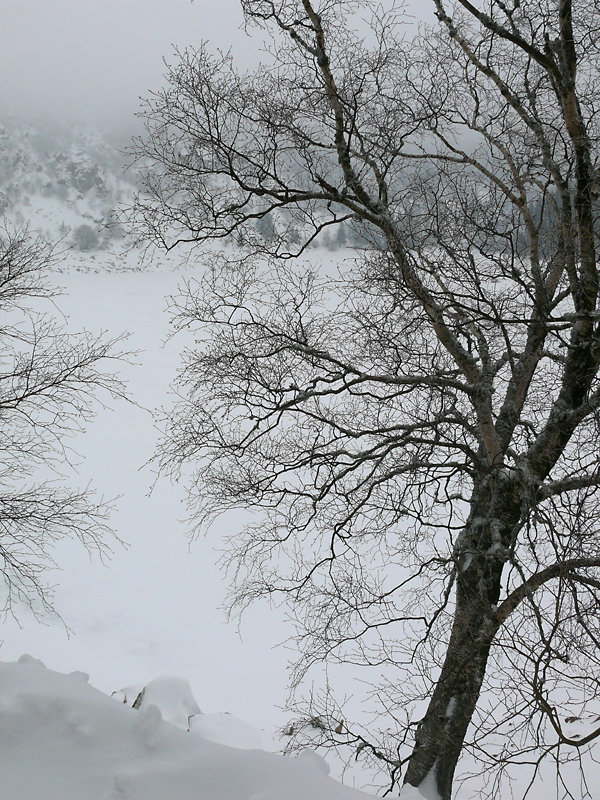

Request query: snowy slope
[
  {"left": 0, "top": 116, "right": 133, "bottom": 249},
  {"left": 0, "top": 655, "right": 373, "bottom": 800}
]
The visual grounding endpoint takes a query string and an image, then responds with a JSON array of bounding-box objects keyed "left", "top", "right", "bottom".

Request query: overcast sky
[
  {"left": 2, "top": 0, "right": 251, "bottom": 128},
  {"left": 2, "top": 0, "right": 433, "bottom": 130}
]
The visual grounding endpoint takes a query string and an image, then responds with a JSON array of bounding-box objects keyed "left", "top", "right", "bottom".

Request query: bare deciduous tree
[
  {"left": 130, "top": 1, "right": 600, "bottom": 797},
  {"left": 0, "top": 225, "right": 127, "bottom": 619}
]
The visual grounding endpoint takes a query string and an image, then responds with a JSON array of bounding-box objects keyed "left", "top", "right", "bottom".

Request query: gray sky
[
  {"left": 2, "top": 0, "right": 433, "bottom": 129},
  {"left": 2, "top": 0, "right": 250, "bottom": 127}
]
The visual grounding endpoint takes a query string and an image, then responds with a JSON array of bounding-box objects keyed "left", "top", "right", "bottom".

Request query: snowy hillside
[
  {"left": 0, "top": 116, "right": 133, "bottom": 249},
  {"left": 0, "top": 114, "right": 363, "bottom": 257},
  {"left": 0, "top": 655, "right": 374, "bottom": 800}
]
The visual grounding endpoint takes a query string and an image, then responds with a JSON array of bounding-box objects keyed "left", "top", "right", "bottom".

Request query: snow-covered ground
[
  {"left": 0, "top": 244, "right": 594, "bottom": 800},
  {"left": 0, "top": 243, "right": 408, "bottom": 798},
  {"left": 0, "top": 246, "right": 295, "bottom": 733},
  {"left": 0, "top": 655, "right": 376, "bottom": 800}
]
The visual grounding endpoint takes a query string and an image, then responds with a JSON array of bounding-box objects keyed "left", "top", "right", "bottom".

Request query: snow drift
[{"left": 0, "top": 655, "right": 373, "bottom": 800}]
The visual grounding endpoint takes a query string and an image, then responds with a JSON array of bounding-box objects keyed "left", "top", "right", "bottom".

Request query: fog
[
  {"left": 2, "top": 0, "right": 434, "bottom": 132},
  {"left": 2, "top": 0, "right": 250, "bottom": 130}
]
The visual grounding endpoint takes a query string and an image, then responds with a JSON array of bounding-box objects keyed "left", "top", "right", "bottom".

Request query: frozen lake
[{"left": 0, "top": 250, "right": 291, "bottom": 733}]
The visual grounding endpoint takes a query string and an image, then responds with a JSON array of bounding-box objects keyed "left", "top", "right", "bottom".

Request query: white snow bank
[
  {"left": 114, "top": 675, "right": 201, "bottom": 729},
  {"left": 398, "top": 787, "right": 435, "bottom": 800},
  {"left": 114, "top": 674, "right": 277, "bottom": 750},
  {"left": 189, "top": 710, "right": 274, "bottom": 749},
  {"left": 0, "top": 656, "right": 372, "bottom": 800},
  {"left": 398, "top": 770, "right": 442, "bottom": 800}
]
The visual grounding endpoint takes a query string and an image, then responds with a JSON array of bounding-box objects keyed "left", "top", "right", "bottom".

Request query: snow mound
[
  {"left": 189, "top": 710, "right": 275, "bottom": 750},
  {"left": 398, "top": 772, "right": 442, "bottom": 800},
  {"left": 295, "top": 747, "right": 331, "bottom": 776},
  {"left": 117, "top": 675, "right": 201, "bottom": 729},
  {"left": 0, "top": 657, "right": 371, "bottom": 800},
  {"left": 116, "top": 675, "right": 280, "bottom": 751}
]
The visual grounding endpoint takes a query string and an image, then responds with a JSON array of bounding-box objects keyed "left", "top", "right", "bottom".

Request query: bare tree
[
  {"left": 0, "top": 225, "right": 127, "bottom": 619},
  {"left": 130, "top": 1, "right": 600, "bottom": 797}
]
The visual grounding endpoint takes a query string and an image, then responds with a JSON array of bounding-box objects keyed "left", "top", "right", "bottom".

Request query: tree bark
[
  {"left": 403, "top": 554, "right": 502, "bottom": 799},
  {"left": 403, "top": 476, "right": 522, "bottom": 799}
]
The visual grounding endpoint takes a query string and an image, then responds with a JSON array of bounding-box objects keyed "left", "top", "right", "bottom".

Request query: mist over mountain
[
  {"left": 0, "top": 112, "right": 364, "bottom": 260},
  {"left": 0, "top": 115, "right": 137, "bottom": 252}
]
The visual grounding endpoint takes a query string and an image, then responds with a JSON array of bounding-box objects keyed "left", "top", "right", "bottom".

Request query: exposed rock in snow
[
  {"left": 117, "top": 674, "right": 283, "bottom": 752},
  {"left": 111, "top": 682, "right": 144, "bottom": 707}
]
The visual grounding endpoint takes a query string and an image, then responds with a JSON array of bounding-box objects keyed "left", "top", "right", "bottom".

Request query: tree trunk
[{"left": 403, "top": 529, "right": 505, "bottom": 799}]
